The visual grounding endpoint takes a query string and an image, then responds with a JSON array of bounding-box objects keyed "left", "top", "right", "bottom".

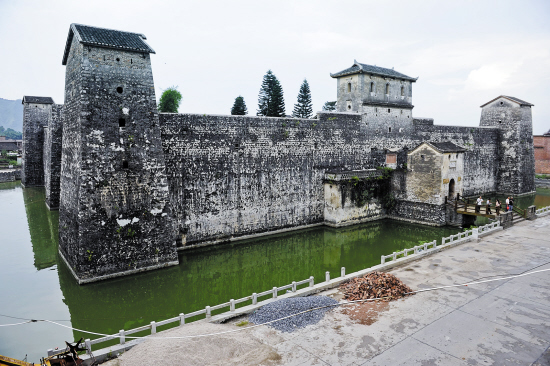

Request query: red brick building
[{"left": 534, "top": 129, "right": 550, "bottom": 174}]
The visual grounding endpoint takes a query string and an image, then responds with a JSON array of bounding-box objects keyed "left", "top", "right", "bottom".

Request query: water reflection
[{"left": 22, "top": 187, "right": 59, "bottom": 270}]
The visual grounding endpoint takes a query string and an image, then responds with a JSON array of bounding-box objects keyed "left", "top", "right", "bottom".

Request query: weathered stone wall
[
  {"left": 0, "top": 170, "right": 16, "bottom": 182},
  {"left": 160, "top": 112, "right": 372, "bottom": 246},
  {"left": 22, "top": 102, "right": 52, "bottom": 186},
  {"left": 43, "top": 104, "right": 63, "bottom": 209},
  {"left": 58, "top": 39, "right": 177, "bottom": 283},
  {"left": 480, "top": 98, "right": 535, "bottom": 194}
]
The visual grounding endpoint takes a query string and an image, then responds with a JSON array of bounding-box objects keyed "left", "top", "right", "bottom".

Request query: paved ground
[{"left": 107, "top": 214, "right": 550, "bottom": 366}]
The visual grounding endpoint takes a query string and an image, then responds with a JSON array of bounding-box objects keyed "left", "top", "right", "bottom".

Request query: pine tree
[
  {"left": 231, "top": 96, "right": 247, "bottom": 115},
  {"left": 257, "top": 70, "right": 285, "bottom": 117},
  {"left": 293, "top": 79, "right": 313, "bottom": 118},
  {"left": 322, "top": 101, "right": 337, "bottom": 111}
]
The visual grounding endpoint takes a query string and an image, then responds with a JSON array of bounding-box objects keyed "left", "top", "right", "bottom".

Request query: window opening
[
  {"left": 385, "top": 84, "right": 389, "bottom": 94},
  {"left": 116, "top": 57, "right": 120, "bottom": 62},
  {"left": 388, "top": 127, "right": 392, "bottom": 132},
  {"left": 119, "top": 118, "right": 126, "bottom": 127},
  {"left": 401, "top": 86, "right": 404, "bottom": 96},
  {"left": 123, "top": 160, "right": 129, "bottom": 169},
  {"left": 347, "top": 83, "right": 351, "bottom": 93},
  {"left": 117, "top": 87, "right": 123, "bottom": 94},
  {"left": 348, "top": 105, "right": 351, "bottom": 110},
  {"left": 370, "top": 82, "right": 374, "bottom": 92},
  {"left": 388, "top": 109, "right": 391, "bottom": 113}
]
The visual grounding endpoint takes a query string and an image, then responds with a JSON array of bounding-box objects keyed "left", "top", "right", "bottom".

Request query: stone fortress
[{"left": 21, "top": 24, "right": 536, "bottom": 284}]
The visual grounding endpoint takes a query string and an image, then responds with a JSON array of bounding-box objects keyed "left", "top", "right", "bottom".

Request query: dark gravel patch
[{"left": 249, "top": 296, "right": 338, "bottom": 333}]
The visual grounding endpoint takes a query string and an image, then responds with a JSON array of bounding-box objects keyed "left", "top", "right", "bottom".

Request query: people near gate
[
  {"left": 495, "top": 199, "right": 501, "bottom": 216},
  {"left": 509, "top": 197, "right": 514, "bottom": 212},
  {"left": 506, "top": 197, "right": 510, "bottom": 211},
  {"left": 486, "top": 198, "right": 492, "bottom": 214},
  {"left": 476, "top": 196, "right": 483, "bottom": 213}
]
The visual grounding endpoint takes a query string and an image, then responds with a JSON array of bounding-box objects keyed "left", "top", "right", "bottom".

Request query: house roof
[
  {"left": 331, "top": 60, "right": 417, "bottom": 81},
  {"left": 22, "top": 96, "right": 54, "bottom": 104},
  {"left": 62, "top": 24, "right": 155, "bottom": 65},
  {"left": 480, "top": 95, "right": 534, "bottom": 108},
  {"left": 0, "top": 142, "right": 20, "bottom": 151},
  {"left": 410, "top": 141, "right": 466, "bottom": 154}
]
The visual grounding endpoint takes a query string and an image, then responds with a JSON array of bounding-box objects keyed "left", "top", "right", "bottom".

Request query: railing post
[
  {"left": 292, "top": 281, "right": 297, "bottom": 292},
  {"left": 392, "top": 252, "right": 397, "bottom": 261},
  {"left": 151, "top": 321, "right": 156, "bottom": 335},
  {"left": 381, "top": 255, "right": 385, "bottom": 264},
  {"left": 252, "top": 293, "right": 258, "bottom": 305},
  {"left": 404, "top": 249, "right": 408, "bottom": 257},
  {"left": 119, "top": 329, "right": 125, "bottom": 345},
  {"left": 341, "top": 267, "right": 345, "bottom": 277},
  {"left": 472, "top": 227, "right": 479, "bottom": 241},
  {"left": 433, "top": 239, "right": 437, "bottom": 248},
  {"left": 273, "top": 287, "right": 278, "bottom": 299},
  {"left": 230, "top": 299, "right": 235, "bottom": 312},
  {"left": 423, "top": 243, "right": 428, "bottom": 251},
  {"left": 206, "top": 306, "right": 211, "bottom": 318},
  {"left": 309, "top": 276, "right": 314, "bottom": 287},
  {"left": 325, "top": 271, "right": 330, "bottom": 282},
  {"left": 85, "top": 339, "right": 92, "bottom": 355},
  {"left": 179, "top": 313, "right": 185, "bottom": 326}
]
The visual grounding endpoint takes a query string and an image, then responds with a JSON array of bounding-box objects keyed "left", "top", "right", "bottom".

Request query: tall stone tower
[
  {"left": 479, "top": 96, "right": 535, "bottom": 195},
  {"left": 330, "top": 61, "right": 417, "bottom": 133},
  {"left": 59, "top": 24, "right": 178, "bottom": 283},
  {"left": 21, "top": 96, "right": 54, "bottom": 187}
]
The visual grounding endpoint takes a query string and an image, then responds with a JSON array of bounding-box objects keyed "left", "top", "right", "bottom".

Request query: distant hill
[{"left": 0, "top": 98, "right": 23, "bottom": 132}]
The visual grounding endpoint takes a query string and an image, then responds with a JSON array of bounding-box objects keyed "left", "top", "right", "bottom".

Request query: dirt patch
[{"left": 340, "top": 301, "right": 390, "bottom": 325}]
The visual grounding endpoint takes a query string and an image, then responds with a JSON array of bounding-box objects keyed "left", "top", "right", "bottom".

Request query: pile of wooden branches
[{"left": 339, "top": 271, "right": 414, "bottom": 302}]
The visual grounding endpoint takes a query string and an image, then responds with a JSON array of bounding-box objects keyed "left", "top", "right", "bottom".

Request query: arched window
[
  {"left": 347, "top": 83, "right": 351, "bottom": 93},
  {"left": 385, "top": 84, "right": 389, "bottom": 95},
  {"left": 401, "top": 86, "right": 404, "bottom": 96},
  {"left": 370, "top": 82, "right": 374, "bottom": 93}
]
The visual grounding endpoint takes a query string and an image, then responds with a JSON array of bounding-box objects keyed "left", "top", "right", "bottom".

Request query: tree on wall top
[
  {"left": 257, "top": 70, "right": 285, "bottom": 117},
  {"left": 158, "top": 86, "right": 182, "bottom": 113},
  {"left": 231, "top": 96, "right": 248, "bottom": 115},
  {"left": 322, "top": 101, "right": 337, "bottom": 111},
  {"left": 293, "top": 79, "right": 313, "bottom": 118}
]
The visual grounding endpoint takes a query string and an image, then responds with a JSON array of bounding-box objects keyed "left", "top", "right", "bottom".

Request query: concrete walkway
[{"left": 107, "top": 215, "right": 550, "bottom": 366}]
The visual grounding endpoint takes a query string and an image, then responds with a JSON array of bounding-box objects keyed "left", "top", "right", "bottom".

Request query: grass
[{"left": 236, "top": 320, "right": 249, "bottom": 327}]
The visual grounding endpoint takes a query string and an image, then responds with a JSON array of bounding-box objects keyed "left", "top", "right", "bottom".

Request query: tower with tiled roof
[
  {"left": 59, "top": 24, "right": 178, "bottom": 283},
  {"left": 331, "top": 60, "right": 418, "bottom": 133},
  {"left": 480, "top": 95, "right": 535, "bottom": 194}
]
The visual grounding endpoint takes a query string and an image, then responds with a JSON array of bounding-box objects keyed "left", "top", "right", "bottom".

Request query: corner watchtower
[
  {"left": 479, "top": 96, "right": 535, "bottom": 195},
  {"left": 21, "top": 96, "right": 54, "bottom": 187},
  {"left": 59, "top": 24, "right": 178, "bottom": 283}
]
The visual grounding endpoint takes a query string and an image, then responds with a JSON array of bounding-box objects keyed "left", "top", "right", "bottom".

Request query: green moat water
[{"left": 1, "top": 181, "right": 549, "bottom": 362}]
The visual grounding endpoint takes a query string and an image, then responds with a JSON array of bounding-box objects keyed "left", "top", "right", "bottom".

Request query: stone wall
[
  {"left": 22, "top": 102, "right": 52, "bottom": 186},
  {"left": 43, "top": 104, "right": 63, "bottom": 209},
  {"left": 0, "top": 170, "right": 16, "bottom": 182},
  {"left": 58, "top": 38, "right": 177, "bottom": 283}
]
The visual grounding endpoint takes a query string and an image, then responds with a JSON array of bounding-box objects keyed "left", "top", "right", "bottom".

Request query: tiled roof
[
  {"left": 544, "top": 129, "right": 550, "bottom": 136},
  {"left": 62, "top": 24, "right": 155, "bottom": 65},
  {"left": 480, "top": 95, "right": 534, "bottom": 108},
  {"left": 0, "top": 142, "right": 20, "bottom": 151},
  {"left": 331, "top": 60, "right": 417, "bottom": 81},
  {"left": 429, "top": 141, "right": 466, "bottom": 153},
  {"left": 22, "top": 96, "right": 54, "bottom": 104}
]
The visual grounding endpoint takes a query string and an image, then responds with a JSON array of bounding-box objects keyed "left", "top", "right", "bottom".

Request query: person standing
[
  {"left": 509, "top": 197, "right": 514, "bottom": 212},
  {"left": 486, "top": 198, "right": 492, "bottom": 214},
  {"left": 476, "top": 196, "right": 483, "bottom": 213},
  {"left": 495, "top": 199, "right": 501, "bottom": 216},
  {"left": 506, "top": 197, "right": 510, "bottom": 212}
]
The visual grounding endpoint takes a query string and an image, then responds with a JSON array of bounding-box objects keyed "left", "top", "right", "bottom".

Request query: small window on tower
[
  {"left": 401, "top": 86, "right": 404, "bottom": 96},
  {"left": 370, "top": 82, "right": 374, "bottom": 92},
  {"left": 117, "top": 87, "right": 123, "bottom": 94},
  {"left": 123, "top": 160, "right": 129, "bottom": 169},
  {"left": 347, "top": 83, "right": 351, "bottom": 93},
  {"left": 388, "top": 127, "right": 392, "bottom": 133},
  {"left": 388, "top": 109, "right": 391, "bottom": 113},
  {"left": 119, "top": 118, "right": 126, "bottom": 127},
  {"left": 385, "top": 84, "right": 389, "bottom": 94}
]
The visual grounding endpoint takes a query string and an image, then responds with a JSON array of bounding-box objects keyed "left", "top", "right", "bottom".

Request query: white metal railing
[{"left": 536, "top": 205, "right": 550, "bottom": 215}]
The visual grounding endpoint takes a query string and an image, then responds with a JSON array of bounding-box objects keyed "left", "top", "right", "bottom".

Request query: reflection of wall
[{"left": 23, "top": 187, "right": 58, "bottom": 270}]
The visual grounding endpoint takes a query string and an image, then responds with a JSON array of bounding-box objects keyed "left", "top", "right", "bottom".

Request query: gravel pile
[{"left": 249, "top": 296, "right": 338, "bottom": 333}]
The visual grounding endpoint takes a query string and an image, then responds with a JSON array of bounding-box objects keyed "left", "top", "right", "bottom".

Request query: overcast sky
[{"left": 1, "top": 0, "right": 549, "bottom": 134}]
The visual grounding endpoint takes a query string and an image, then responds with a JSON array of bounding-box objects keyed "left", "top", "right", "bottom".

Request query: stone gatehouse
[{"left": 21, "top": 24, "right": 536, "bottom": 283}]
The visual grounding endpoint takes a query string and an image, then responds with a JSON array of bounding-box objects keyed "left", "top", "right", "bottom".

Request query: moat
[{"left": 1, "top": 182, "right": 549, "bottom": 362}]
